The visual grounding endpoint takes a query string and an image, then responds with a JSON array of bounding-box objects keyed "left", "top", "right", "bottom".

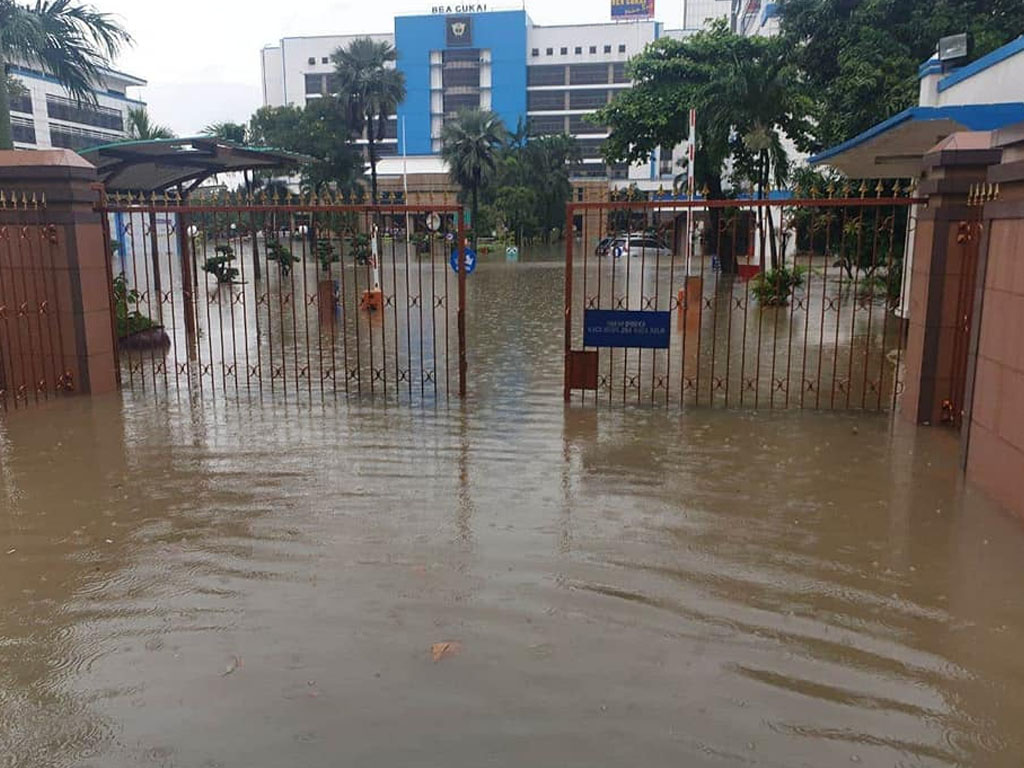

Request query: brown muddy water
[{"left": 3, "top": 254, "right": 1024, "bottom": 767}]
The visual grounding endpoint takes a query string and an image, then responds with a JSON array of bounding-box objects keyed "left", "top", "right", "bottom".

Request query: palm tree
[
  {"left": 126, "top": 106, "right": 174, "bottom": 140},
  {"left": 0, "top": 0, "right": 132, "bottom": 150},
  {"left": 441, "top": 109, "right": 508, "bottom": 233},
  {"left": 332, "top": 37, "right": 406, "bottom": 204},
  {"left": 203, "top": 121, "right": 248, "bottom": 144}
]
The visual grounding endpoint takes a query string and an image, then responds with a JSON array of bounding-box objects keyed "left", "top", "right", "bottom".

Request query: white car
[{"left": 608, "top": 233, "right": 673, "bottom": 259}]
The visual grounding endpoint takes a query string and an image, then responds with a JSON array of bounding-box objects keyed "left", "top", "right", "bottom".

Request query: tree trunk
[
  {"left": 367, "top": 120, "right": 379, "bottom": 205},
  {"left": 471, "top": 182, "right": 479, "bottom": 242},
  {"left": 763, "top": 152, "right": 780, "bottom": 270},
  {"left": 0, "top": 61, "right": 14, "bottom": 151}
]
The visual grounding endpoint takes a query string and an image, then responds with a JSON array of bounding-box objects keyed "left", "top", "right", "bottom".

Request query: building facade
[
  {"left": 9, "top": 64, "right": 148, "bottom": 151},
  {"left": 260, "top": 8, "right": 738, "bottom": 193}
]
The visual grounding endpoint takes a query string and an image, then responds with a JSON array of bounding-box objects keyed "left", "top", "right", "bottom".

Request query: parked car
[
  {"left": 595, "top": 236, "right": 616, "bottom": 257},
  {"left": 607, "top": 233, "right": 673, "bottom": 259}
]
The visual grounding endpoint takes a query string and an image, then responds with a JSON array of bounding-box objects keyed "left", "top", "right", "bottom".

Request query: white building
[{"left": 9, "top": 64, "right": 148, "bottom": 151}]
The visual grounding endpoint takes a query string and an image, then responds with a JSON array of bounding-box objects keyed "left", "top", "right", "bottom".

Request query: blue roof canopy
[{"left": 809, "top": 103, "right": 1024, "bottom": 176}]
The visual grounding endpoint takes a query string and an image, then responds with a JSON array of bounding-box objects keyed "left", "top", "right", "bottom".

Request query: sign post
[{"left": 685, "top": 107, "right": 696, "bottom": 277}]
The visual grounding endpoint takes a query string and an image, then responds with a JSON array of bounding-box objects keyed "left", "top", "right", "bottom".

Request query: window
[
  {"left": 321, "top": 57, "right": 329, "bottom": 64},
  {"left": 444, "top": 92, "right": 480, "bottom": 113},
  {"left": 576, "top": 188, "right": 585, "bottom": 202},
  {"left": 527, "top": 65, "right": 566, "bottom": 87},
  {"left": 307, "top": 57, "right": 316, "bottom": 66},
  {"left": 578, "top": 138, "right": 605, "bottom": 159},
  {"left": 589, "top": 46, "right": 597, "bottom": 54},
  {"left": 612, "top": 62, "right": 629, "bottom": 83},
  {"left": 570, "top": 114, "right": 605, "bottom": 134},
  {"left": 528, "top": 115, "right": 567, "bottom": 135},
  {"left": 50, "top": 125, "right": 118, "bottom": 151},
  {"left": 46, "top": 94, "right": 123, "bottom": 131},
  {"left": 443, "top": 67, "right": 480, "bottom": 88},
  {"left": 10, "top": 92, "right": 32, "bottom": 114},
  {"left": 11, "top": 116, "right": 35, "bottom": 144},
  {"left": 619, "top": 44, "right": 627, "bottom": 53},
  {"left": 569, "top": 63, "right": 609, "bottom": 85},
  {"left": 560, "top": 47, "right": 568, "bottom": 55},
  {"left": 546, "top": 48, "right": 553, "bottom": 56},
  {"left": 532, "top": 48, "right": 539, "bottom": 57},
  {"left": 575, "top": 47, "right": 582, "bottom": 54},
  {"left": 604, "top": 45, "right": 611, "bottom": 53},
  {"left": 527, "top": 90, "right": 567, "bottom": 111},
  {"left": 569, "top": 89, "right": 608, "bottom": 110},
  {"left": 305, "top": 74, "right": 325, "bottom": 94}
]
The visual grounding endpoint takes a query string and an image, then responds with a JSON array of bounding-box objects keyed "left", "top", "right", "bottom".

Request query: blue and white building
[
  {"left": 9, "top": 63, "right": 148, "bottom": 151},
  {"left": 260, "top": 7, "right": 734, "bottom": 192}
]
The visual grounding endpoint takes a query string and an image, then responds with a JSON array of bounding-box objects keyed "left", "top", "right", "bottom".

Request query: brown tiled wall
[{"left": 967, "top": 215, "right": 1024, "bottom": 519}]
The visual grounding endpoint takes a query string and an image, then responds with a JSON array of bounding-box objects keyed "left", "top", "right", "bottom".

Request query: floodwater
[{"left": 3, "top": 251, "right": 1024, "bottom": 767}]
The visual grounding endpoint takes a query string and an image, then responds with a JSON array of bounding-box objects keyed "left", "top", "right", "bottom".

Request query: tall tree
[
  {"left": 441, "top": 109, "right": 508, "bottom": 232},
  {"left": 248, "top": 101, "right": 362, "bottom": 196},
  {"left": 126, "top": 106, "right": 174, "bottom": 140},
  {"left": 332, "top": 37, "right": 406, "bottom": 204},
  {"left": 594, "top": 21, "right": 811, "bottom": 268},
  {"left": 778, "top": 0, "right": 1024, "bottom": 150},
  {"left": 0, "top": 0, "right": 132, "bottom": 150}
]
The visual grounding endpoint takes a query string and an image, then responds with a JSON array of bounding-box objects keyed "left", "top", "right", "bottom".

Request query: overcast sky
[{"left": 93, "top": 0, "right": 689, "bottom": 136}]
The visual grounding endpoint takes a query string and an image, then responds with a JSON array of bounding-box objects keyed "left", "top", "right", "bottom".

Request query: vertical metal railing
[
  {"left": 99, "top": 192, "right": 467, "bottom": 405},
  {"left": 0, "top": 191, "right": 74, "bottom": 412},
  {"left": 565, "top": 183, "right": 922, "bottom": 411}
]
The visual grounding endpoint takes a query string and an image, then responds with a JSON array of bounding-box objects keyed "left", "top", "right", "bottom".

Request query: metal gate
[
  {"left": 101, "top": 192, "right": 468, "bottom": 404},
  {"left": 565, "top": 184, "right": 921, "bottom": 410}
]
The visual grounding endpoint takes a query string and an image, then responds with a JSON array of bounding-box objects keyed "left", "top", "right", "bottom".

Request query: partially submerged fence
[
  {"left": 101, "top": 192, "right": 468, "bottom": 405},
  {"left": 565, "top": 183, "right": 923, "bottom": 410},
  {"left": 0, "top": 192, "right": 77, "bottom": 411}
]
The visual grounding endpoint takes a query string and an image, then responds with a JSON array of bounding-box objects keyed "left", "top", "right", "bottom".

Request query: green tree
[
  {"left": 332, "top": 37, "right": 406, "bottom": 204},
  {"left": 0, "top": 0, "right": 132, "bottom": 150},
  {"left": 441, "top": 109, "right": 508, "bottom": 233},
  {"left": 126, "top": 106, "right": 174, "bottom": 140},
  {"left": 778, "top": 0, "right": 1024, "bottom": 150},
  {"left": 248, "top": 101, "right": 362, "bottom": 196},
  {"left": 595, "top": 22, "right": 811, "bottom": 268}
]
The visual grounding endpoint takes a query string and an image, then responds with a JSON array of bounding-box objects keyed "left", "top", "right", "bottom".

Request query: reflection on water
[{"left": 2, "top": 248, "right": 1024, "bottom": 767}]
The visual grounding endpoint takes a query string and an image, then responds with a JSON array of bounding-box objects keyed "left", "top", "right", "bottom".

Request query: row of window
[
  {"left": 573, "top": 164, "right": 629, "bottom": 180},
  {"left": 50, "top": 125, "right": 119, "bottom": 151},
  {"left": 529, "top": 114, "right": 608, "bottom": 136},
  {"left": 532, "top": 44, "right": 627, "bottom": 57},
  {"left": 307, "top": 56, "right": 330, "bottom": 66},
  {"left": 527, "top": 89, "right": 614, "bottom": 112},
  {"left": 46, "top": 95, "right": 123, "bottom": 132},
  {"left": 528, "top": 63, "right": 629, "bottom": 87}
]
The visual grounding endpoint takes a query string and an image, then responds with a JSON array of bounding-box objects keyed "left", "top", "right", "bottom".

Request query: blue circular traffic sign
[
  {"left": 450, "top": 247, "right": 477, "bottom": 275},
  {"left": 612, "top": 245, "right": 625, "bottom": 259}
]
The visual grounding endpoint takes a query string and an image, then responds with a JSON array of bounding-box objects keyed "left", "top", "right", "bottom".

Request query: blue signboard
[
  {"left": 611, "top": 0, "right": 655, "bottom": 19},
  {"left": 584, "top": 310, "right": 671, "bottom": 349},
  {"left": 450, "top": 247, "right": 478, "bottom": 275}
]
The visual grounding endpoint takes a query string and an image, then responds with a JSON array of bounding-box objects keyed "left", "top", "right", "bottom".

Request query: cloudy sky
[{"left": 93, "top": 0, "right": 690, "bottom": 136}]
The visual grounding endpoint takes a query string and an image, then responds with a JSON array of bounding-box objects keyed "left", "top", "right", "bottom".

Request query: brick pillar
[
  {"left": 901, "top": 135, "right": 1001, "bottom": 425},
  {"left": 0, "top": 150, "right": 117, "bottom": 397},
  {"left": 962, "top": 124, "right": 1024, "bottom": 521}
]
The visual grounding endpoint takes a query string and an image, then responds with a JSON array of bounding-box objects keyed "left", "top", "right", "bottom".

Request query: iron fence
[
  {"left": 565, "top": 183, "right": 923, "bottom": 410},
  {"left": 0, "top": 192, "right": 75, "bottom": 412},
  {"left": 101, "top": 192, "right": 468, "bottom": 405}
]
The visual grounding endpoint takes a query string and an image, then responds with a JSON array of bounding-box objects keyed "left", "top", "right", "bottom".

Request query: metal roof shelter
[{"left": 77, "top": 137, "right": 309, "bottom": 194}]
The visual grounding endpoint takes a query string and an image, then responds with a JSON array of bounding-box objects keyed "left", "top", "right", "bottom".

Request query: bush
[
  {"left": 266, "top": 237, "right": 299, "bottom": 276},
  {"left": 202, "top": 244, "right": 239, "bottom": 284},
  {"left": 751, "top": 265, "right": 806, "bottom": 306},
  {"left": 316, "top": 238, "right": 338, "bottom": 271},
  {"left": 113, "top": 273, "right": 158, "bottom": 338}
]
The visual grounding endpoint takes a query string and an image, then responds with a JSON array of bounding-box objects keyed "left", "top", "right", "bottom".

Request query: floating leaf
[{"left": 431, "top": 642, "right": 462, "bottom": 663}]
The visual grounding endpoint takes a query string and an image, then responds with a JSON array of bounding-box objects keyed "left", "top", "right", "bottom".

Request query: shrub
[
  {"left": 202, "top": 244, "right": 239, "bottom": 284},
  {"left": 113, "top": 273, "right": 158, "bottom": 338},
  {"left": 751, "top": 265, "right": 806, "bottom": 306}
]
